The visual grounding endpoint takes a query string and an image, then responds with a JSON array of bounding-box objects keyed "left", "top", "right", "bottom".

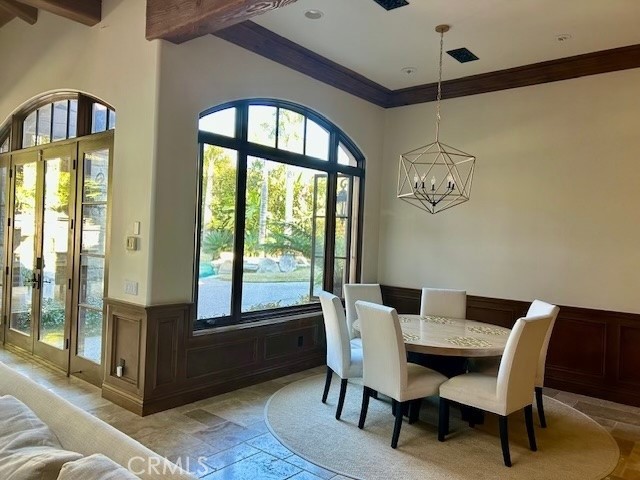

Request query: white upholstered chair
[
  {"left": 355, "top": 301, "right": 447, "bottom": 449},
  {"left": 319, "top": 291, "right": 363, "bottom": 420},
  {"left": 343, "top": 283, "right": 383, "bottom": 348},
  {"left": 469, "top": 300, "right": 560, "bottom": 428},
  {"left": 420, "top": 288, "right": 467, "bottom": 319},
  {"left": 528, "top": 300, "right": 560, "bottom": 427},
  {"left": 438, "top": 313, "right": 554, "bottom": 467}
]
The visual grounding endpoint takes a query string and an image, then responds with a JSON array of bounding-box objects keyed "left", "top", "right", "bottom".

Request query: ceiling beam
[
  {"left": 214, "top": 21, "right": 393, "bottom": 108},
  {"left": 0, "top": 8, "right": 16, "bottom": 26},
  {"left": 146, "top": 0, "right": 298, "bottom": 44},
  {"left": 14, "top": 0, "right": 101, "bottom": 26},
  {"left": 0, "top": 0, "right": 37, "bottom": 24}
]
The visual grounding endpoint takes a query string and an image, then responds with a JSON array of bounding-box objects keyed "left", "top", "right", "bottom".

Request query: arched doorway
[{"left": 0, "top": 92, "right": 114, "bottom": 385}]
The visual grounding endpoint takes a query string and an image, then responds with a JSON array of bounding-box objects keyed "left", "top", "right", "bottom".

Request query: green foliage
[
  {"left": 261, "top": 221, "right": 313, "bottom": 258},
  {"left": 202, "top": 229, "right": 233, "bottom": 260}
]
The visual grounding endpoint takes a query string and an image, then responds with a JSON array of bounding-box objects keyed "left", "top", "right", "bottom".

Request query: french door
[{"left": 3, "top": 132, "right": 112, "bottom": 385}]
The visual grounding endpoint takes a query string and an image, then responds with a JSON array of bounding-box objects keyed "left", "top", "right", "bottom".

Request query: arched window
[
  {"left": 0, "top": 92, "right": 115, "bottom": 152},
  {"left": 195, "top": 99, "right": 365, "bottom": 330}
]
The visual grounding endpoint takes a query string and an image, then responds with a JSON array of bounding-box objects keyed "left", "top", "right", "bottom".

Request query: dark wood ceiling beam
[
  {"left": 214, "top": 21, "right": 393, "bottom": 108},
  {"left": 0, "top": 0, "right": 37, "bottom": 24},
  {"left": 389, "top": 43, "right": 640, "bottom": 107},
  {"left": 14, "top": 0, "right": 101, "bottom": 26},
  {"left": 146, "top": 0, "right": 298, "bottom": 44},
  {"left": 0, "top": 8, "right": 16, "bottom": 26}
]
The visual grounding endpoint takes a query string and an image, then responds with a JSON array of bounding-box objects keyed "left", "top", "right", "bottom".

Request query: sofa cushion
[
  {"left": 57, "top": 454, "right": 140, "bottom": 480},
  {"left": 0, "top": 395, "right": 83, "bottom": 480}
]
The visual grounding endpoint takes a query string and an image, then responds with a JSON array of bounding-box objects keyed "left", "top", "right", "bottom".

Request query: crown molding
[{"left": 215, "top": 21, "right": 640, "bottom": 109}]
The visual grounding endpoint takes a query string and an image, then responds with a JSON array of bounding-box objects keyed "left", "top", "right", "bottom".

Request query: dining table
[{"left": 352, "top": 313, "right": 511, "bottom": 358}]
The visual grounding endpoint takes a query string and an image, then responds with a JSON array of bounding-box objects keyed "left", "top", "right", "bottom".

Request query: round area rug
[{"left": 265, "top": 375, "right": 619, "bottom": 480}]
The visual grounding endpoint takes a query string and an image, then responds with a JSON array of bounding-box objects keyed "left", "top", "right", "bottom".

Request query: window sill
[{"left": 192, "top": 308, "right": 323, "bottom": 336}]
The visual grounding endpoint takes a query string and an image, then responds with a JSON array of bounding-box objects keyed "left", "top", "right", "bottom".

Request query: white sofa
[{"left": 0, "top": 361, "right": 196, "bottom": 480}]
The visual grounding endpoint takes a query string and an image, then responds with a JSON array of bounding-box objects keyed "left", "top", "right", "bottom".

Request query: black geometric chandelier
[{"left": 397, "top": 25, "right": 476, "bottom": 214}]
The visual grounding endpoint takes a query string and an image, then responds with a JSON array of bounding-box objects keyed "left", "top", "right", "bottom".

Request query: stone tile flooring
[{"left": 1, "top": 346, "right": 639, "bottom": 479}]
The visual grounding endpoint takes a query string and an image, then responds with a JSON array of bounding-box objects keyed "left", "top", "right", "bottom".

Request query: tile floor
[{"left": 0, "top": 346, "right": 638, "bottom": 480}]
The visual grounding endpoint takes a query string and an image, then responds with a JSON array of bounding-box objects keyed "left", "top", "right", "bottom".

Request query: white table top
[{"left": 352, "top": 314, "right": 511, "bottom": 357}]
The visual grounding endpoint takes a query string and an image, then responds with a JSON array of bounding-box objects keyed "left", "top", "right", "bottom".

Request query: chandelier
[{"left": 397, "top": 25, "right": 476, "bottom": 214}]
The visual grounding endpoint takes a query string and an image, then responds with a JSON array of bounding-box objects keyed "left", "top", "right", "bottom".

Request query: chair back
[
  {"left": 319, "top": 291, "right": 351, "bottom": 377},
  {"left": 355, "top": 301, "right": 406, "bottom": 400},
  {"left": 497, "top": 314, "right": 553, "bottom": 413},
  {"left": 420, "top": 288, "right": 466, "bottom": 318},
  {"left": 527, "top": 300, "right": 560, "bottom": 387},
  {"left": 344, "top": 284, "right": 383, "bottom": 339}
]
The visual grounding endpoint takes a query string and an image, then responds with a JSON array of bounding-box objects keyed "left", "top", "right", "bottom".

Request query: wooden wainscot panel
[
  {"left": 186, "top": 338, "right": 259, "bottom": 379},
  {"left": 617, "top": 320, "right": 640, "bottom": 386},
  {"left": 145, "top": 303, "right": 189, "bottom": 392},
  {"left": 546, "top": 314, "right": 606, "bottom": 378},
  {"left": 381, "top": 285, "right": 420, "bottom": 313},
  {"left": 102, "top": 299, "right": 148, "bottom": 415},
  {"left": 104, "top": 301, "right": 146, "bottom": 392},
  {"left": 466, "top": 296, "right": 527, "bottom": 329},
  {"left": 264, "top": 324, "right": 318, "bottom": 360}
]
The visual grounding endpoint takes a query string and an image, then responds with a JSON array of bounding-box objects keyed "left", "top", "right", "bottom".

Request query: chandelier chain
[{"left": 435, "top": 28, "right": 444, "bottom": 141}]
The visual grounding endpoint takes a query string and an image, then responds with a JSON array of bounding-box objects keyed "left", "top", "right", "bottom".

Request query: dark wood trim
[
  {"left": 103, "top": 299, "right": 326, "bottom": 415},
  {"left": 14, "top": 0, "right": 101, "bottom": 26},
  {"left": 146, "top": 0, "right": 298, "bottom": 44},
  {"left": 380, "top": 285, "right": 640, "bottom": 407},
  {"left": 213, "top": 21, "right": 393, "bottom": 108},
  {"left": 0, "top": 7, "right": 15, "bottom": 26},
  {"left": 389, "top": 43, "right": 640, "bottom": 107},
  {"left": 0, "top": 0, "right": 37, "bottom": 25},
  {"left": 212, "top": 22, "right": 640, "bottom": 108}
]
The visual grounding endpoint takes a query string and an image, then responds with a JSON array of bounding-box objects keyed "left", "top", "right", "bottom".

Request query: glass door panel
[
  {"left": 71, "top": 133, "right": 112, "bottom": 385},
  {"left": 10, "top": 164, "right": 37, "bottom": 335},
  {"left": 35, "top": 147, "right": 74, "bottom": 369},
  {"left": 6, "top": 152, "right": 38, "bottom": 351}
]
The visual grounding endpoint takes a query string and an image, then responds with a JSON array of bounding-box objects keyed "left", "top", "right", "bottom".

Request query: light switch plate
[{"left": 126, "top": 236, "right": 138, "bottom": 251}]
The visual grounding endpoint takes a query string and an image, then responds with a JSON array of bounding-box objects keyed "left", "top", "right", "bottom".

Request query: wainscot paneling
[
  {"left": 381, "top": 285, "right": 640, "bottom": 407},
  {"left": 103, "top": 298, "right": 325, "bottom": 415}
]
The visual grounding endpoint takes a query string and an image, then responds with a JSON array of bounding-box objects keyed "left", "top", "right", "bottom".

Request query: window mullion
[
  {"left": 231, "top": 151, "right": 248, "bottom": 320},
  {"left": 324, "top": 130, "right": 340, "bottom": 294}
]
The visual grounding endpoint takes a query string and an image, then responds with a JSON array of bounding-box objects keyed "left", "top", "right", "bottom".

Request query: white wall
[
  {"left": 379, "top": 69, "right": 640, "bottom": 314},
  {"left": 148, "top": 36, "right": 385, "bottom": 304},
  {"left": 0, "top": 0, "right": 160, "bottom": 304}
]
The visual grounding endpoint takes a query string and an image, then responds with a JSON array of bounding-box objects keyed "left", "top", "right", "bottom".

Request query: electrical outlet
[{"left": 124, "top": 280, "right": 138, "bottom": 295}]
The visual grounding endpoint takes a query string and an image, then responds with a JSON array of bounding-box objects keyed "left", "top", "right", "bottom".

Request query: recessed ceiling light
[
  {"left": 556, "top": 33, "right": 572, "bottom": 42},
  {"left": 401, "top": 67, "right": 417, "bottom": 75},
  {"left": 304, "top": 9, "right": 324, "bottom": 20}
]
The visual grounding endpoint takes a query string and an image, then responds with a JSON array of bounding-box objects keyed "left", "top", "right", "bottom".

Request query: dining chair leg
[
  {"left": 408, "top": 398, "right": 422, "bottom": 424},
  {"left": 371, "top": 390, "right": 379, "bottom": 400},
  {"left": 335, "top": 378, "right": 348, "bottom": 420},
  {"left": 358, "top": 386, "right": 371, "bottom": 429},
  {"left": 391, "top": 401, "right": 405, "bottom": 449},
  {"left": 535, "top": 386, "right": 547, "bottom": 428},
  {"left": 498, "top": 415, "right": 512, "bottom": 467},
  {"left": 438, "top": 398, "right": 450, "bottom": 442},
  {"left": 391, "top": 399, "right": 398, "bottom": 416},
  {"left": 322, "top": 366, "right": 333, "bottom": 404},
  {"left": 524, "top": 405, "right": 538, "bottom": 451}
]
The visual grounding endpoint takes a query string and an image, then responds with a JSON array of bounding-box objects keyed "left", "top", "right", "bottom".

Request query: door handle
[{"left": 35, "top": 273, "right": 41, "bottom": 290}]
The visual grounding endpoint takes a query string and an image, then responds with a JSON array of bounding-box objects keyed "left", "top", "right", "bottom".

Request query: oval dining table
[{"left": 352, "top": 313, "right": 511, "bottom": 358}]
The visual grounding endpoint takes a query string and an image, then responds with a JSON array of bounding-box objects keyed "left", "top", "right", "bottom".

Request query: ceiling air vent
[
  {"left": 372, "top": 0, "right": 409, "bottom": 11},
  {"left": 446, "top": 47, "right": 479, "bottom": 63}
]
